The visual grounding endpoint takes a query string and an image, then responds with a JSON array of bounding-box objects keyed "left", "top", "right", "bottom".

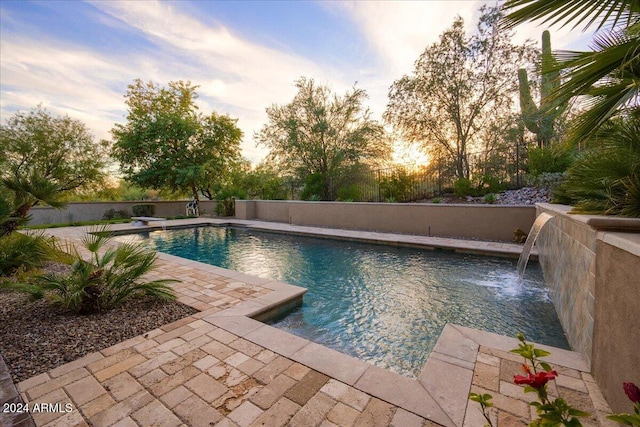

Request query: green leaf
[
  {"left": 540, "top": 362, "right": 553, "bottom": 372},
  {"left": 533, "top": 348, "right": 552, "bottom": 358},
  {"left": 567, "top": 408, "right": 590, "bottom": 416},
  {"left": 562, "top": 418, "right": 583, "bottom": 427},
  {"left": 607, "top": 414, "right": 640, "bottom": 426}
]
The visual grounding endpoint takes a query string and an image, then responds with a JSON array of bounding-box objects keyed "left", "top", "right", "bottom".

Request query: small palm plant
[
  {"left": 554, "top": 115, "right": 640, "bottom": 217},
  {"left": 38, "top": 226, "right": 177, "bottom": 314}
]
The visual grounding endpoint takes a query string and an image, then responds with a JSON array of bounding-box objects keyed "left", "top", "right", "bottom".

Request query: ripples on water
[{"left": 121, "top": 226, "right": 569, "bottom": 377}]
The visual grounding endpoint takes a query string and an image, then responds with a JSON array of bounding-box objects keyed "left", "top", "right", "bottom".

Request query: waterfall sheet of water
[{"left": 517, "top": 212, "right": 554, "bottom": 284}]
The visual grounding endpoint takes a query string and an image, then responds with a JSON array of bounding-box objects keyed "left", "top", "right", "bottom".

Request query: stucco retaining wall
[
  {"left": 28, "top": 201, "right": 219, "bottom": 225},
  {"left": 536, "top": 203, "right": 640, "bottom": 413},
  {"left": 235, "top": 200, "right": 536, "bottom": 242},
  {"left": 592, "top": 235, "right": 640, "bottom": 413}
]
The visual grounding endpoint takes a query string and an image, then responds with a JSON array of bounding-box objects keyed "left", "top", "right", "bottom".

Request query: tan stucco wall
[
  {"left": 29, "top": 201, "right": 219, "bottom": 225},
  {"left": 236, "top": 200, "right": 536, "bottom": 242},
  {"left": 593, "top": 238, "right": 640, "bottom": 413}
]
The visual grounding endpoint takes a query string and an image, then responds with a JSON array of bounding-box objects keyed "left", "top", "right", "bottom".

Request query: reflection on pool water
[{"left": 120, "top": 226, "right": 569, "bottom": 377}]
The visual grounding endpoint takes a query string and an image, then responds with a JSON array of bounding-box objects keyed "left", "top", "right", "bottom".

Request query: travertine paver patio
[{"left": 7, "top": 220, "right": 614, "bottom": 426}]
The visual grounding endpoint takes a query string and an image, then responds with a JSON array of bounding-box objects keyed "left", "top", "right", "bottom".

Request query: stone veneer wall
[
  {"left": 535, "top": 204, "right": 596, "bottom": 366},
  {"left": 536, "top": 203, "right": 640, "bottom": 413}
]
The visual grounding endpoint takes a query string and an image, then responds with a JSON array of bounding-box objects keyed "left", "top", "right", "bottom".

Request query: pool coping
[
  {"left": 203, "top": 302, "right": 589, "bottom": 426},
  {"left": 16, "top": 218, "right": 595, "bottom": 426},
  {"left": 115, "top": 217, "right": 537, "bottom": 260},
  {"left": 117, "top": 218, "right": 572, "bottom": 426}
]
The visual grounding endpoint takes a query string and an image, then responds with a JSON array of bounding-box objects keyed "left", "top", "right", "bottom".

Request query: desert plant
[
  {"left": 518, "top": 31, "right": 567, "bottom": 148},
  {"left": 300, "top": 173, "right": 326, "bottom": 201},
  {"left": 528, "top": 145, "right": 574, "bottom": 176},
  {"left": 336, "top": 184, "right": 361, "bottom": 202},
  {"left": 454, "top": 177, "right": 475, "bottom": 198},
  {"left": 0, "top": 231, "right": 51, "bottom": 277},
  {"left": 554, "top": 116, "right": 640, "bottom": 217},
  {"left": 484, "top": 193, "right": 497, "bottom": 204},
  {"left": 431, "top": 197, "right": 442, "bottom": 204},
  {"left": 29, "top": 226, "right": 176, "bottom": 314},
  {"left": 478, "top": 174, "right": 506, "bottom": 195},
  {"left": 379, "top": 168, "right": 417, "bottom": 202}
]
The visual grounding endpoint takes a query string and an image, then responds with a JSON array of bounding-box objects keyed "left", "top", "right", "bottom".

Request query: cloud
[
  {"left": 86, "top": 0, "right": 363, "bottom": 161},
  {"left": 328, "top": 1, "right": 483, "bottom": 77},
  {"left": 1, "top": 0, "right": 596, "bottom": 165},
  {"left": 0, "top": 36, "right": 131, "bottom": 140}
]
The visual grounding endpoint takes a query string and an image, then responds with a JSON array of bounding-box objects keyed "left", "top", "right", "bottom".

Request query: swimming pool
[{"left": 126, "top": 226, "right": 569, "bottom": 377}]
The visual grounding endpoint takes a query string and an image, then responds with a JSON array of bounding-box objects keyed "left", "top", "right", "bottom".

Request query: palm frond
[
  {"left": 502, "top": 0, "right": 639, "bottom": 31},
  {"left": 0, "top": 281, "right": 45, "bottom": 300},
  {"left": 562, "top": 114, "right": 640, "bottom": 216},
  {"left": 14, "top": 226, "right": 180, "bottom": 313},
  {"left": 81, "top": 225, "right": 113, "bottom": 256}
]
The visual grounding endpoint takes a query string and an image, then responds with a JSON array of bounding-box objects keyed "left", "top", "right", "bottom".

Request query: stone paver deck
[{"left": 5, "top": 219, "right": 613, "bottom": 427}]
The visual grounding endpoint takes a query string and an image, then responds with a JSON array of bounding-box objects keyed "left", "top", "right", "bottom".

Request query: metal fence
[
  {"left": 267, "top": 146, "right": 531, "bottom": 202},
  {"left": 324, "top": 149, "right": 528, "bottom": 202}
]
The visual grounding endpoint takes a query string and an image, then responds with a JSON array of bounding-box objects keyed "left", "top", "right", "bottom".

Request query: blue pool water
[{"left": 123, "top": 226, "right": 569, "bottom": 377}]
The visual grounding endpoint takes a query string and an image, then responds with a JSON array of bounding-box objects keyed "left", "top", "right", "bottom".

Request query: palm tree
[
  {"left": 503, "top": 1, "right": 640, "bottom": 217},
  {"left": 554, "top": 113, "right": 640, "bottom": 216},
  {"left": 38, "top": 226, "right": 177, "bottom": 314},
  {"left": 502, "top": 0, "right": 640, "bottom": 141},
  {"left": 0, "top": 173, "right": 66, "bottom": 237}
]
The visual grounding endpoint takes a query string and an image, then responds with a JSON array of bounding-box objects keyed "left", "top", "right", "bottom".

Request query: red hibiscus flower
[
  {"left": 514, "top": 371, "right": 558, "bottom": 389},
  {"left": 624, "top": 382, "right": 640, "bottom": 404}
]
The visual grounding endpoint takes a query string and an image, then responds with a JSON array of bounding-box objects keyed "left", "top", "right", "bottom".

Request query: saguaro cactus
[{"left": 518, "top": 31, "right": 564, "bottom": 148}]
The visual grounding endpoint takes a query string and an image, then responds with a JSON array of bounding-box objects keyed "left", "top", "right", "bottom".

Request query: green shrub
[
  {"left": 0, "top": 231, "right": 51, "bottom": 276},
  {"left": 102, "top": 209, "right": 131, "bottom": 220},
  {"left": 35, "top": 226, "right": 176, "bottom": 313},
  {"left": 132, "top": 204, "right": 155, "bottom": 217},
  {"left": 431, "top": 197, "right": 441, "bottom": 204},
  {"left": 484, "top": 193, "right": 497, "bottom": 204},
  {"left": 215, "top": 199, "right": 235, "bottom": 217},
  {"left": 528, "top": 145, "right": 573, "bottom": 177},
  {"left": 379, "top": 168, "right": 416, "bottom": 202},
  {"left": 301, "top": 173, "right": 325, "bottom": 201},
  {"left": 336, "top": 185, "right": 360, "bottom": 202},
  {"left": 453, "top": 178, "right": 474, "bottom": 197},
  {"left": 552, "top": 116, "right": 640, "bottom": 217},
  {"left": 478, "top": 174, "right": 505, "bottom": 195}
]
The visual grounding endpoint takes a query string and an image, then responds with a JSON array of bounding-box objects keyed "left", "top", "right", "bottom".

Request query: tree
[
  {"left": 503, "top": 1, "right": 640, "bottom": 217},
  {"left": 110, "top": 79, "right": 242, "bottom": 201},
  {"left": 3, "top": 226, "right": 177, "bottom": 314},
  {"left": 257, "top": 77, "right": 389, "bottom": 200},
  {"left": 0, "top": 106, "right": 107, "bottom": 236},
  {"left": 385, "top": 5, "right": 537, "bottom": 179},
  {"left": 502, "top": 0, "right": 640, "bottom": 141}
]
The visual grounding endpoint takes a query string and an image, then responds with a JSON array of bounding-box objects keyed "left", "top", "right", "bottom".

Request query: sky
[{"left": 0, "top": 0, "right": 595, "bottom": 165}]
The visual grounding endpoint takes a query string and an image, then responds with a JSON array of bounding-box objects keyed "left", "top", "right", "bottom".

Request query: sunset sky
[{"left": 0, "top": 1, "right": 594, "bottom": 164}]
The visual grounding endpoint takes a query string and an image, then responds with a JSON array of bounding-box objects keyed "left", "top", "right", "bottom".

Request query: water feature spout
[{"left": 517, "top": 212, "right": 554, "bottom": 284}]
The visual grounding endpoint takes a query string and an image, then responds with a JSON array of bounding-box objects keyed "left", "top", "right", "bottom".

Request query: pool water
[{"left": 125, "top": 226, "right": 569, "bottom": 377}]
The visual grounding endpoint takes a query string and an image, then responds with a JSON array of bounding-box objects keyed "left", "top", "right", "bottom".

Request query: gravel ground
[
  {"left": 0, "top": 283, "right": 197, "bottom": 383},
  {"left": 427, "top": 186, "right": 552, "bottom": 205}
]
